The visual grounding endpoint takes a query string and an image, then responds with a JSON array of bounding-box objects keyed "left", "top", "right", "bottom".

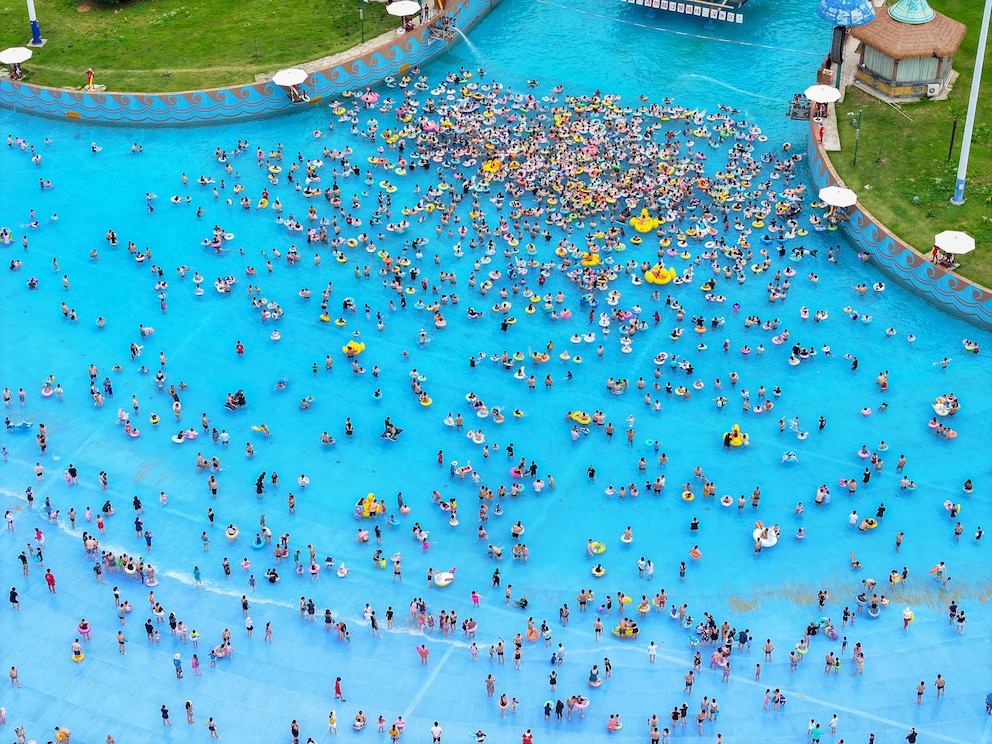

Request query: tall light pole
[
  {"left": 359, "top": 2, "right": 365, "bottom": 43},
  {"left": 950, "top": 0, "right": 992, "bottom": 204},
  {"left": 26, "top": 0, "right": 44, "bottom": 46},
  {"left": 847, "top": 109, "right": 862, "bottom": 167}
]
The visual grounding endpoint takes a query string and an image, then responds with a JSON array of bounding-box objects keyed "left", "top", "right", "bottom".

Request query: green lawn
[
  {"left": 0, "top": 0, "right": 398, "bottom": 92},
  {"left": 832, "top": 0, "right": 992, "bottom": 287}
]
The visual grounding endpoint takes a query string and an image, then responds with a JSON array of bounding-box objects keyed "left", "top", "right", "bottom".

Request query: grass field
[
  {"left": 833, "top": 0, "right": 992, "bottom": 286},
  {"left": 0, "top": 0, "right": 398, "bottom": 92}
]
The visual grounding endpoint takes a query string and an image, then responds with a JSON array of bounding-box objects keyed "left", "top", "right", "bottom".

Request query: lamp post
[
  {"left": 947, "top": 115, "right": 959, "bottom": 162},
  {"left": 847, "top": 109, "right": 862, "bottom": 167},
  {"left": 359, "top": 2, "right": 365, "bottom": 43},
  {"left": 26, "top": 0, "right": 44, "bottom": 47},
  {"left": 950, "top": 0, "right": 992, "bottom": 204}
]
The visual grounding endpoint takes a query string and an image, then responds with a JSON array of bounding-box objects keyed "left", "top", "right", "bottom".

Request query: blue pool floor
[{"left": 3, "top": 1, "right": 992, "bottom": 743}]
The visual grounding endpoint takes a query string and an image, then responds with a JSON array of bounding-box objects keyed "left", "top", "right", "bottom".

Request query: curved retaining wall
[
  {"left": 806, "top": 118, "right": 992, "bottom": 329},
  {"left": 0, "top": 0, "right": 499, "bottom": 125}
]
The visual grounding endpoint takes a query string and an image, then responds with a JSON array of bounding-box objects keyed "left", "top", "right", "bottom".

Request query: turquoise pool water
[{"left": 1, "top": 0, "right": 991, "bottom": 742}]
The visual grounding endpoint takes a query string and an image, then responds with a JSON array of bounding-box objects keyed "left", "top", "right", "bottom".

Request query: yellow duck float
[
  {"left": 644, "top": 265, "right": 677, "bottom": 285},
  {"left": 629, "top": 208, "right": 660, "bottom": 234}
]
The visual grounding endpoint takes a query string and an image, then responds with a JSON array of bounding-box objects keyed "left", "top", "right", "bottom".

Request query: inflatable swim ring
[
  {"left": 611, "top": 625, "right": 639, "bottom": 639},
  {"left": 434, "top": 569, "right": 456, "bottom": 587}
]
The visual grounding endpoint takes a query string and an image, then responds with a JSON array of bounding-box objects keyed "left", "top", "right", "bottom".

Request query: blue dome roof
[
  {"left": 816, "top": 0, "right": 877, "bottom": 26},
  {"left": 889, "top": 0, "right": 936, "bottom": 24}
]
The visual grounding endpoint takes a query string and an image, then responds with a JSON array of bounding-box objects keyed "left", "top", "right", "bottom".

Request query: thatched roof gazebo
[{"left": 849, "top": 0, "right": 966, "bottom": 101}]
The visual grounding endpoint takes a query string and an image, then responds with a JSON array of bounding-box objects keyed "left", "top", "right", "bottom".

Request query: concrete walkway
[{"left": 819, "top": 103, "right": 841, "bottom": 152}]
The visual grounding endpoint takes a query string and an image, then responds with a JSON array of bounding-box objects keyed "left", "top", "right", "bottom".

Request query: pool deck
[{"left": 818, "top": 104, "right": 841, "bottom": 152}]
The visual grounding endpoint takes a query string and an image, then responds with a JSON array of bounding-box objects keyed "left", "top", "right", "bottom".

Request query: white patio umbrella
[
  {"left": 818, "top": 185, "right": 858, "bottom": 209},
  {"left": 804, "top": 84, "right": 842, "bottom": 104},
  {"left": 0, "top": 47, "right": 33, "bottom": 65},
  {"left": 387, "top": 0, "right": 421, "bottom": 16},
  {"left": 933, "top": 230, "right": 976, "bottom": 255},
  {"left": 272, "top": 68, "right": 308, "bottom": 87}
]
